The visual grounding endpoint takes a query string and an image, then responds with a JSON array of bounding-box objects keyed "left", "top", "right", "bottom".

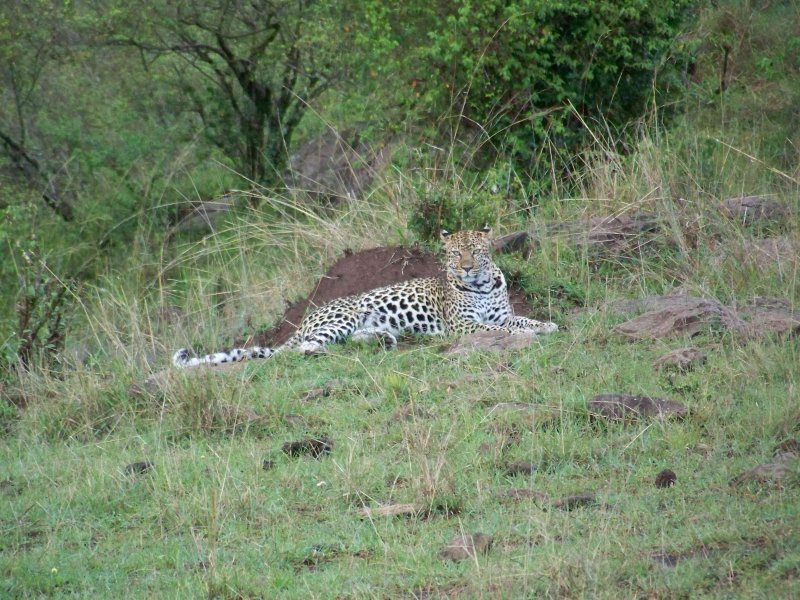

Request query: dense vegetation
[{"left": 1, "top": 1, "right": 798, "bottom": 597}]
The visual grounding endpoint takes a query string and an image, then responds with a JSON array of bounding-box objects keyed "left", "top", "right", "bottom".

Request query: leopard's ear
[
  {"left": 481, "top": 226, "right": 492, "bottom": 237},
  {"left": 440, "top": 229, "right": 452, "bottom": 240}
]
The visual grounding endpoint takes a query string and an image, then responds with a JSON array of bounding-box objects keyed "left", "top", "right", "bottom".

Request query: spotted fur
[{"left": 173, "top": 228, "right": 558, "bottom": 368}]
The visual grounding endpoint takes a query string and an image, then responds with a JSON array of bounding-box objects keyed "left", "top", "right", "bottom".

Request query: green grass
[
  {"left": 3, "top": 316, "right": 799, "bottom": 597},
  {"left": 3, "top": 187, "right": 799, "bottom": 597}
]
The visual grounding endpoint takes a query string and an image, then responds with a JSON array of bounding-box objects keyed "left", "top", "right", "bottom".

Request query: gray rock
[
  {"left": 730, "top": 452, "right": 798, "bottom": 487},
  {"left": 653, "top": 347, "right": 707, "bottom": 372},
  {"left": 440, "top": 533, "right": 493, "bottom": 561},
  {"left": 614, "top": 296, "right": 743, "bottom": 339},
  {"left": 721, "top": 196, "right": 792, "bottom": 226},
  {"left": 286, "top": 129, "right": 394, "bottom": 204},
  {"left": 444, "top": 331, "right": 539, "bottom": 356},
  {"left": 589, "top": 393, "right": 688, "bottom": 421}
]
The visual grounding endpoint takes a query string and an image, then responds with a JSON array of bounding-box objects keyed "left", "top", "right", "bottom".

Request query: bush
[
  {"left": 360, "top": 0, "right": 693, "bottom": 175},
  {"left": 408, "top": 180, "right": 509, "bottom": 241}
]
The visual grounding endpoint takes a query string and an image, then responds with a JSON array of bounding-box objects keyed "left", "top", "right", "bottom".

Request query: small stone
[
  {"left": 440, "top": 533, "right": 494, "bottom": 561},
  {"left": 655, "top": 469, "right": 677, "bottom": 488},
  {"left": 123, "top": 461, "right": 154, "bottom": 476},
  {"left": 653, "top": 347, "right": 707, "bottom": 372},
  {"left": 282, "top": 436, "right": 334, "bottom": 459},
  {"left": 505, "top": 461, "right": 537, "bottom": 476},
  {"left": 552, "top": 493, "right": 596, "bottom": 511}
]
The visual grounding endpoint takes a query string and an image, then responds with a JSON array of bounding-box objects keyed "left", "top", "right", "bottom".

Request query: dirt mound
[{"left": 251, "top": 245, "right": 536, "bottom": 347}]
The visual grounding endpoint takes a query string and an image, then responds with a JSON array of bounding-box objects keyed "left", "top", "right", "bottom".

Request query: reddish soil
[{"left": 251, "top": 245, "right": 536, "bottom": 347}]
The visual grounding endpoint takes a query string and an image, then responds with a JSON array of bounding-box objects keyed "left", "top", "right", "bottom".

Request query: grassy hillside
[
  {"left": 2, "top": 1, "right": 799, "bottom": 598},
  {"left": 3, "top": 120, "right": 799, "bottom": 597}
]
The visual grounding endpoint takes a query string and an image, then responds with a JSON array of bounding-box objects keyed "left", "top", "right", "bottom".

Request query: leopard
[{"left": 172, "top": 227, "right": 558, "bottom": 368}]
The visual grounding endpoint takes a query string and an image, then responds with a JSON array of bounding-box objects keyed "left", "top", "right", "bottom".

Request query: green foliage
[
  {"left": 358, "top": 0, "right": 693, "bottom": 172},
  {"left": 408, "top": 183, "right": 508, "bottom": 241}
]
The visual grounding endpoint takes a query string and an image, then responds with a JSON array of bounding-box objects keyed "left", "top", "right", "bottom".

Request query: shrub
[{"left": 360, "top": 0, "right": 693, "bottom": 170}]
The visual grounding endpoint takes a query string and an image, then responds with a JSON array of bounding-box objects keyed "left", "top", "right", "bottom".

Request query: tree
[
  {"left": 107, "top": 0, "right": 344, "bottom": 186},
  {"left": 0, "top": 0, "right": 75, "bottom": 220}
]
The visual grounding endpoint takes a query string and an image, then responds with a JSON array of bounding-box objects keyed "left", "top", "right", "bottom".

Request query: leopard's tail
[
  {"left": 172, "top": 346, "right": 273, "bottom": 368},
  {"left": 172, "top": 332, "right": 303, "bottom": 368}
]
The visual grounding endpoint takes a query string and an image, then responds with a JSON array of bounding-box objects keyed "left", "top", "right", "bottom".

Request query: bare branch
[
  {"left": 106, "top": 37, "right": 227, "bottom": 61},
  {"left": 0, "top": 130, "right": 74, "bottom": 221}
]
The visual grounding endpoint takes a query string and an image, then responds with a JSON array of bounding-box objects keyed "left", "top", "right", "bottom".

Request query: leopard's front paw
[
  {"left": 537, "top": 322, "right": 559, "bottom": 334},
  {"left": 510, "top": 329, "right": 539, "bottom": 336}
]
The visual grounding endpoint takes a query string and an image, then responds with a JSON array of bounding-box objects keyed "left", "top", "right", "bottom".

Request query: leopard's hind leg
[{"left": 351, "top": 326, "right": 398, "bottom": 349}]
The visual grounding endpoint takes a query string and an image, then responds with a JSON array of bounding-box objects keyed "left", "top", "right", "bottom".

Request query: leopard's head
[{"left": 440, "top": 228, "right": 494, "bottom": 286}]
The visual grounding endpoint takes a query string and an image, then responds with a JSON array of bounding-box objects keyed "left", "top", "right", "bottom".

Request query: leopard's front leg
[
  {"left": 450, "top": 319, "right": 523, "bottom": 336},
  {"left": 503, "top": 315, "right": 558, "bottom": 334}
]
